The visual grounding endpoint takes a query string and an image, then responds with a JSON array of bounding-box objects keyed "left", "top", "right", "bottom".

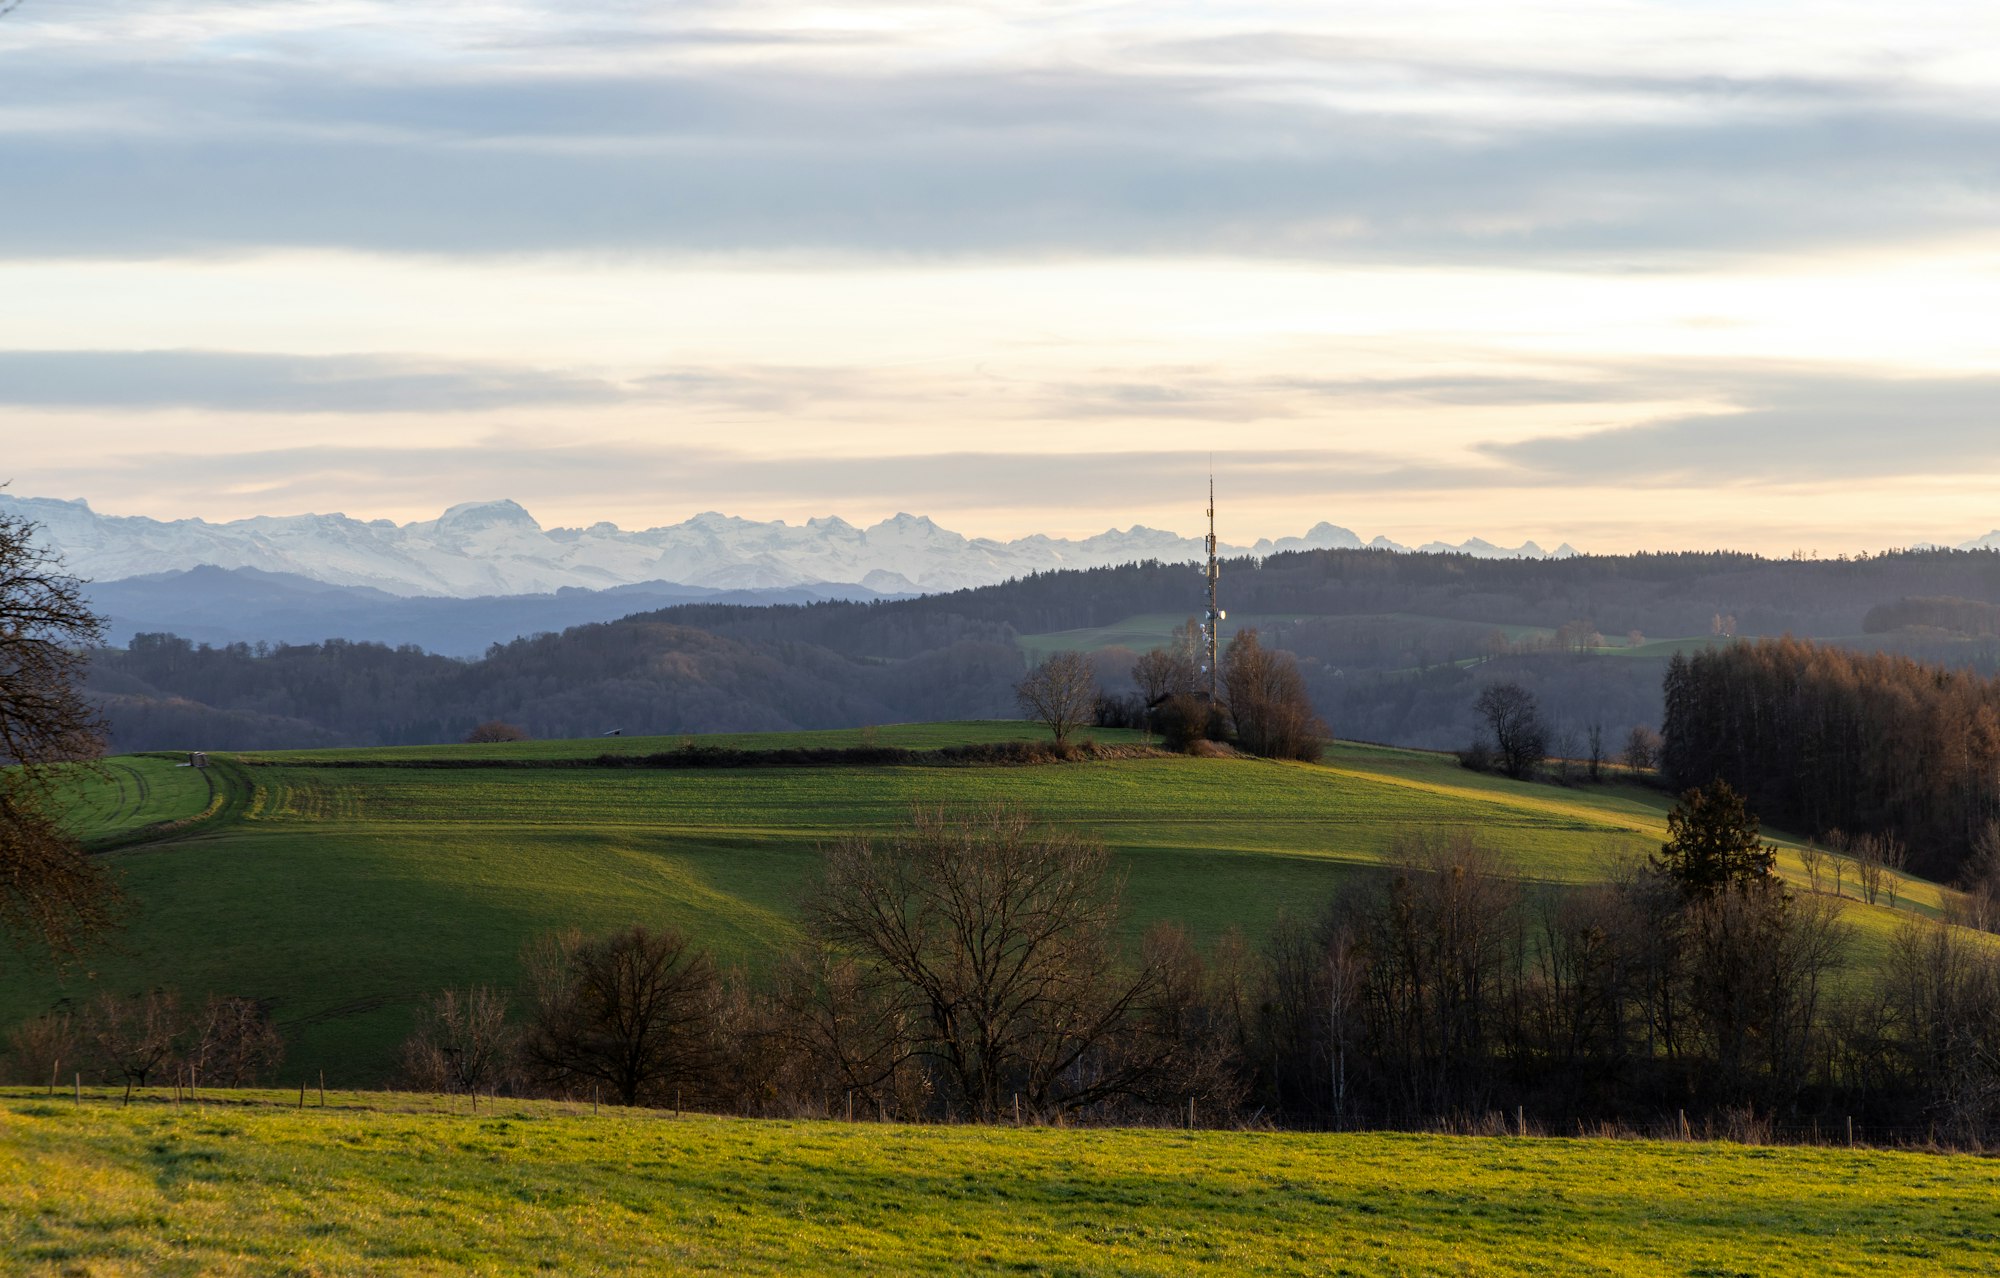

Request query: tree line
[
  {"left": 1662, "top": 637, "right": 2000, "bottom": 881},
  {"left": 90, "top": 626, "right": 1026, "bottom": 752},
  {"left": 6, "top": 990, "right": 284, "bottom": 1099}
]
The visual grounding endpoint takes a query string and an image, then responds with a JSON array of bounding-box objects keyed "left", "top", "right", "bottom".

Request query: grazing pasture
[
  {"left": 3, "top": 724, "right": 1946, "bottom": 1084},
  {"left": 4, "top": 1089, "right": 1995, "bottom": 1276}
]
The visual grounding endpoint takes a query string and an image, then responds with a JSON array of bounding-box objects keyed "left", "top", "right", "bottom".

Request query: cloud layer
[
  {"left": 5, "top": 1, "right": 1999, "bottom": 551},
  {"left": 1490, "top": 373, "right": 2000, "bottom": 484},
  {"left": 5, "top": 3, "right": 1999, "bottom": 264}
]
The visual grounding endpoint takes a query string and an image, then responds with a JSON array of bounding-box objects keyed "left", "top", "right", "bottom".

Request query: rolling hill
[
  {"left": 81, "top": 543, "right": 2000, "bottom": 760},
  {"left": 6, "top": 722, "right": 1948, "bottom": 1085}
]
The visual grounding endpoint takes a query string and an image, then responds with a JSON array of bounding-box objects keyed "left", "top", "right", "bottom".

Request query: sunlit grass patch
[{"left": 4, "top": 1089, "right": 1997, "bottom": 1276}]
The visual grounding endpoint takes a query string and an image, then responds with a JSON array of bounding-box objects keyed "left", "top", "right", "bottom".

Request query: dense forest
[
  {"left": 1662, "top": 637, "right": 2000, "bottom": 880},
  {"left": 90, "top": 628, "right": 1024, "bottom": 751},
  {"left": 84, "top": 546, "right": 2000, "bottom": 754}
]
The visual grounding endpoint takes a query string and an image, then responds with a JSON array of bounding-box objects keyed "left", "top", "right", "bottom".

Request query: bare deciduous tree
[
  {"left": 1221, "top": 628, "right": 1323, "bottom": 761},
  {"left": 1131, "top": 646, "right": 1194, "bottom": 709},
  {"left": 1622, "top": 725, "right": 1661, "bottom": 775},
  {"left": 807, "top": 805, "right": 1165, "bottom": 1121},
  {"left": 520, "top": 926, "right": 722, "bottom": 1107},
  {"left": 766, "top": 943, "right": 925, "bottom": 1119},
  {"left": 1014, "top": 650, "right": 1096, "bottom": 749},
  {"left": 1799, "top": 841, "right": 1828, "bottom": 896},
  {"left": 83, "top": 989, "right": 182, "bottom": 1098},
  {"left": 1884, "top": 917, "right": 2000, "bottom": 1141},
  {"left": 1473, "top": 682, "right": 1546, "bottom": 780},
  {"left": 1957, "top": 821, "right": 2000, "bottom": 932},
  {"left": 188, "top": 995, "right": 285, "bottom": 1087},
  {"left": 5, "top": 1006, "right": 77, "bottom": 1089},
  {"left": 402, "top": 986, "right": 513, "bottom": 1096},
  {"left": 1679, "top": 885, "right": 1846, "bottom": 1103},
  {"left": 463, "top": 720, "right": 528, "bottom": 744},
  {"left": 1136, "top": 921, "right": 1251, "bottom": 1122},
  {"left": 1836, "top": 831, "right": 1907, "bottom": 907},
  {"left": 1555, "top": 619, "right": 1601, "bottom": 652},
  {"left": 1, "top": 501, "right": 117, "bottom": 964}
]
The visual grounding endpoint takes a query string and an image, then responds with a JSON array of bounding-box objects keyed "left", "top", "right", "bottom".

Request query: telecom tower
[{"left": 1202, "top": 476, "right": 1223, "bottom": 700}]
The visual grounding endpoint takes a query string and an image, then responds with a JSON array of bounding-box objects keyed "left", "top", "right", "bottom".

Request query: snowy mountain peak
[
  {"left": 429, "top": 499, "right": 536, "bottom": 527},
  {"left": 0, "top": 492, "right": 1588, "bottom": 599}
]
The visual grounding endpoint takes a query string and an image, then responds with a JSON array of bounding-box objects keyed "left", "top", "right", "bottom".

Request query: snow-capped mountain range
[{"left": 3, "top": 493, "right": 1583, "bottom": 598}]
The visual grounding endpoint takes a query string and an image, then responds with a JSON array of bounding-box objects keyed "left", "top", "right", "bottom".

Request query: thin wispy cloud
[{"left": 1487, "top": 373, "right": 2000, "bottom": 484}]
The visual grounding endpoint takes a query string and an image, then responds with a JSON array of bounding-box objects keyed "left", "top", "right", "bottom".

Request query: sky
[{"left": 3, "top": 0, "right": 1999, "bottom": 553}]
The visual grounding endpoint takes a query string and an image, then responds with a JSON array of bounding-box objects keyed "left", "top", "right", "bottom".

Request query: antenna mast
[{"left": 1205, "top": 474, "right": 1221, "bottom": 701}]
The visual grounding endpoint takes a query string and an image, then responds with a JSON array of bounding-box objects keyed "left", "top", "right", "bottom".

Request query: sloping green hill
[{"left": 8, "top": 723, "right": 1949, "bottom": 1082}]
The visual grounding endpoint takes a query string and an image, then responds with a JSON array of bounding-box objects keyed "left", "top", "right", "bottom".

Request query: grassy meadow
[
  {"left": 7, "top": 723, "right": 1951, "bottom": 1084},
  {"left": 6, "top": 1088, "right": 1998, "bottom": 1276}
]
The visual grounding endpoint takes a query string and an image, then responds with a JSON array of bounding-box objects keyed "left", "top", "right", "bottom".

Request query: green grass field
[
  {"left": 3, "top": 723, "right": 1950, "bottom": 1084},
  {"left": 53, "top": 756, "right": 220, "bottom": 847},
  {"left": 5, "top": 1089, "right": 1995, "bottom": 1276}
]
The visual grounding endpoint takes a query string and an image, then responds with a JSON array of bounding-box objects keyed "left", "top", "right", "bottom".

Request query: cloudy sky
[{"left": 4, "top": 0, "right": 1999, "bottom": 552}]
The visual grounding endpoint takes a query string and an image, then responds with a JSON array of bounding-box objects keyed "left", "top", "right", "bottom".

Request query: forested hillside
[
  {"left": 85, "top": 547, "right": 2000, "bottom": 752},
  {"left": 1663, "top": 637, "right": 2000, "bottom": 879},
  {"left": 90, "top": 628, "right": 1023, "bottom": 750}
]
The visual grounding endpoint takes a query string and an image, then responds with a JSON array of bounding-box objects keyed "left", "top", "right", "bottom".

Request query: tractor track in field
[{"left": 84, "top": 758, "right": 238, "bottom": 854}]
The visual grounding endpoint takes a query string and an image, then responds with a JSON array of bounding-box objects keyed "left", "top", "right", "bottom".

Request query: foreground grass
[{"left": 6, "top": 1090, "right": 1999, "bottom": 1277}]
